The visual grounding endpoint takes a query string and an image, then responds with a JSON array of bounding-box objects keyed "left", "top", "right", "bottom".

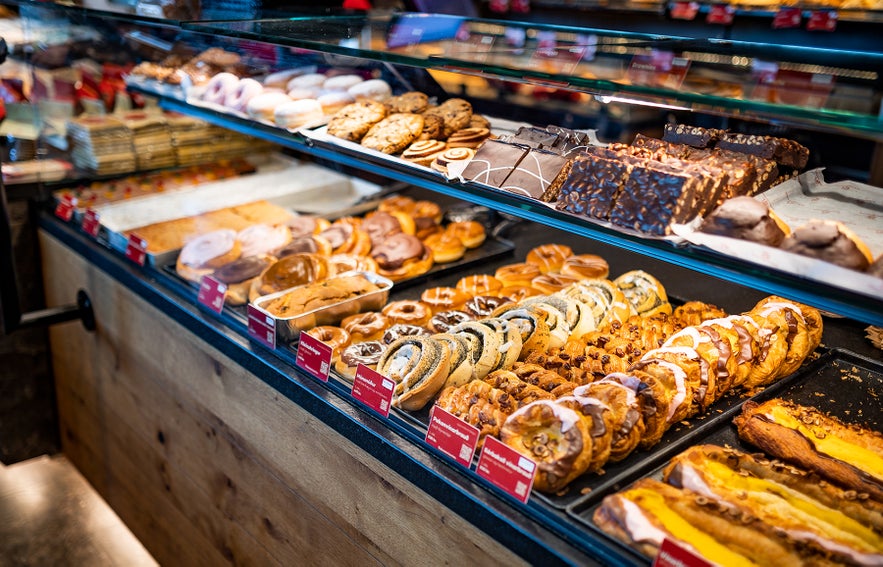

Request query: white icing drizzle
[
  {"left": 785, "top": 531, "right": 881, "bottom": 566},
  {"left": 758, "top": 301, "right": 806, "bottom": 324},
  {"left": 647, "top": 359, "right": 688, "bottom": 422},
  {"left": 664, "top": 327, "right": 708, "bottom": 348},
  {"left": 674, "top": 463, "right": 715, "bottom": 499},
  {"left": 567, "top": 390, "right": 613, "bottom": 414},
  {"left": 594, "top": 377, "right": 638, "bottom": 407},
  {"left": 620, "top": 498, "right": 668, "bottom": 545},
  {"left": 508, "top": 400, "right": 581, "bottom": 433},
  {"left": 498, "top": 340, "right": 514, "bottom": 353}
]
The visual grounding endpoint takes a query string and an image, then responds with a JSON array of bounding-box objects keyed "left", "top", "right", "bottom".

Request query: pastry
[
  {"left": 286, "top": 73, "right": 326, "bottom": 91},
  {"left": 377, "top": 195, "right": 416, "bottom": 215},
  {"left": 699, "top": 196, "right": 789, "bottom": 246},
  {"left": 498, "top": 285, "right": 539, "bottom": 302},
  {"left": 304, "top": 326, "right": 351, "bottom": 361},
  {"left": 371, "top": 233, "right": 433, "bottom": 281},
  {"left": 347, "top": 79, "right": 391, "bottom": 102},
  {"left": 316, "top": 91, "right": 355, "bottom": 115},
  {"left": 444, "top": 221, "right": 486, "bottom": 249},
  {"left": 433, "top": 333, "right": 475, "bottom": 390},
  {"left": 249, "top": 253, "right": 329, "bottom": 302},
  {"left": 318, "top": 223, "right": 372, "bottom": 256},
  {"left": 868, "top": 254, "right": 883, "bottom": 279},
  {"left": 382, "top": 300, "right": 432, "bottom": 327},
  {"left": 574, "top": 377, "right": 646, "bottom": 462},
  {"left": 259, "top": 273, "right": 380, "bottom": 318},
  {"left": 560, "top": 254, "right": 609, "bottom": 280},
  {"left": 360, "top": 113, "right": 424, "bottom": 154},
  {"left": 495, "top": 307, "right": 551, "bottom": 360},
  {"left": 430, "top": 147, "right": 475, "bottom": 175},
  {"left": 334, "top": 340, "right": 384, "bottom": 381},
  {"left": 525, "top": 244, "right": 573, "bottom": 273},
  {"left": 381, "top": 323, "right": 431, "bottom": 345},
  {"left": 495, "top": 263, "right": 542, "bottom": 289},
  {"left": 428, "top": 310, "right": 474, "bottom": 334},
  {"left": 455, "top": 274, "right": 503, "bottom": 296},
  {"left": 224, "top": 78, "right": 263, "bottom": 112},
  {"left": 385, "top": 91, "right": 429, "bottom": 114},
  {"left": 202, "top": 72, "right": 240, "bottom": 105},
  {"left": 435, "top": 380, "right": 515, "bottom": 445},
  {"left": 628, "top": 356, "right": 694, "bottom": 426},
  {"left": 326, "top": 100, "right": 388, "bottom": 142},
  {"left": 326, "top": 253, "right": 379, "bottom": 275},
  {"left": 749, "top": 297, "right": 813, "bottom": 380},
  {"left": 530, "top": 273, "right": 581, "bottom": 295},
  {"left": 481, "top": 318, "right": 524, "bottom": 374},
  {"left": 483, "top": 370, "right": 554, "bottom": 407},
  {"left": 274, "top": 235, "right": 333, "bottom": 258},
  {"left": 262, "top": 68, "right": 313, "bottom": 90},
  {"left": 780, "top": 219, "right": 873, "bottom": 271},
  {"left": 246, "top": 92, "right": 292, "bottom": 122},
  {"left": 613, "top": 270, "right": 671, "bottom": 317},
  {"left": 322, "top": 74, "right": 363, "bottom": 91},
  {"left": 423, "top": 232, "right": 466, "bottom": 263},
  {"left": 463, "top": 295, "right": 514, "bottom": 319},
  {"left": 559, "top": 279, "right": 634, "bottom": 329},
  {"left": 211, "top": 255, "right": 273, "bottom": 306},
  {"left": 341, "top": 311, "right": 389, "bottom": 343},
  {"left": 236, "top": 224, "right": 291, "bottom": 258},
  {"left": 360, "top": 211, "right": 404, "bottom": 248},
  {"left": 448, "top": 320, "right": 504, "bottom": 380},
  {"left": 672, "top": 301, "right": 727, "bottom": 328},
  {"left": 176, "top": 229, "right": 241, "bottom": 283},
  {"left": 446, "top": 127, "right": 491, "bottom": 149},
  {"left": 420, "top": 287, "right": 470, "bottom": 312},
  {"left": 377, "top": 335, "right": 451, "bottom": 411},
  {"left": 401, "top": 139, "right": 446, "bottom": 167},
  {"left": 286, "top": 215, "right": 330, "bottom": 238}
]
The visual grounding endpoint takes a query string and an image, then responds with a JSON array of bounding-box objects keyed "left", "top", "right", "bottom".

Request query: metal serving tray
[{"left": 251, "top": 271, "right": 394, "bottom": 344}]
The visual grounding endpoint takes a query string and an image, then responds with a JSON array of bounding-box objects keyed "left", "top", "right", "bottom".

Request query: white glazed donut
[
  {"left": 236, "top": 224, "right": 291, "bottom": 257},
  {"left": 274, "top": 98, "right": 324, "bottom": 129},
  {"left": 286, "top": 86, "right": 324, "bottom": 101},
  {"left": 246, "top": 91, "right": 292, "bottom": 121},
  {"left": 348, "top": 79, "right": 391, "bottom": 101},
  {"left": 323, "top": 74, "right": 364, "bottom": 91},
  {"left": 317, "top": 91, "right": 355, "bottom": 115},
  {"left": 286, "top": 73, "right": 326, "bottom": 91},
  {"left": 202, "top": 72, "right": 240, "bottom": 105},
  {"left": 224, "top": 78, "right": 263, "bottom": 112},
  {"left": 263, "top": 67, "right": 315, "bottom": 89},
  {"left": 179, "top": 229, "right": 237, "bottom": 268}
]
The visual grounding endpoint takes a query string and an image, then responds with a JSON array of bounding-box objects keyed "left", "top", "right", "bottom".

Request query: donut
[
  {"left": 176, "top": 229, "right": 241, "bottom": 282},
  {"left": 236, "top": 224, "right": 291, "bottom": 258},
  {"left": 285, "top": 215, "right": 330, "bottom": 238},
  {"left": 382, "top": 300, "right": 432, "bottom": 327},
  {"left": 275, "top": 98, "right": 324, "bottom": 129},
  {"left": 377, "top": 196, "right": 416, "bottom": 215},
  {"left": 455, "top": 274, "right": 503, "bottom": 297},
  {"left": 412, "top": 201, "right": 443, "bottom": 224},
  {"left": 361, "top": 211, "right": 404, "bottom": 248},
  {"left": 445, "top": 221, "right": 486, "bottom": 249},
  {"left": 334, "top": 340, "right": 384, "bottom": 381},
  {"left": 348, "top": 79, "right": 391, "bottom": 101},
  {"left": 247, "top": 91, "right": 292, "bottom": 121},
  {"left": 317, "top": 91, "right": 355, "bottom": 115},
  {"left": 248, "top": 253, "right": 329, "bottom": 303},
  {"left": 326, "top": 253, "right": 378, "bottom": 275},
  {"left": 495, "top": 263, "right": 542, "bottom": 288},
  {"left": 464, "top": 295, "right": 515, "bottom": 319},
  {"left": 341, "top": 311, "right": 389, "bottom": 342},
  {"left": 274, "top": 235, "right": 332, "bottom": 258},
  {"left": 286, "top": 86, "right": 324, "bottom": 101},
  {"left": 423, "top": 232, "right": 466, "bottom": 263},
  {"left": 561, "top": 254, "right": 609, "bottom": 280},
  {"left": 531, "top": 273, "right": 582, "bottom": 295},
  {"left": 371, "top": 233, "right": 433, "bottom": 281},
  {"left": 202, "top": 72, "right": 240, "bottom": 105},
  {"left": 263, "top": 68, "right": 313, "bottom": 90},
  {"left": 323, "top": 74, "right": 364, "bottom": 91},
  {"left": 421, "top": 286, "right": 470, "bottom": 312},
  {"left": 304, "top": 326, "right": 351, "bottom": 360},
  {"left": 319, "top": 223, "right": 372, "bottom": 256},
  {"left": 526, "top": 244, "right": 573, "bottom": 273},
  {"left": 286, "top": 73, "right": 326, "bottom": 91},
  {"left": 211, "top": 255, "right": 273, "bottom": 306},
  {"left": 382, "top": 323, "right": 430, "bottom": 345},
  {"left": 428, "top": 310, "right": 474, "bottom": 334},
  {"left": 224, "top": 78, "right": 263, "bottom": 112}
]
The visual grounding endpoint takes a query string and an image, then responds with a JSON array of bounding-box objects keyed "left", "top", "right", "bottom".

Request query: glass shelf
[{"left": 183, "top": 14, "right": 883, "bottom": 140}]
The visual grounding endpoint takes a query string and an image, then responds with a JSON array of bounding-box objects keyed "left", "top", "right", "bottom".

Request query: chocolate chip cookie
[
  {"left": 424, "top": 98, "right": 473, "bottom": 139},
  {"left": 386, "top": 91, "right": 429, "bottom": 114},
  {"left": 361, "top": 113, "right": 425, "bottom": 154},
  {"left": 327, "top": 100, "right": 388, "bottom": 142}
]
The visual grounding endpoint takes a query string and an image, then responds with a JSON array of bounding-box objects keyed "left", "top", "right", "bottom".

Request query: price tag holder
[
  {"left": 296, "top": 332, "right": 332, "bottom": 383},
  {"left": 81, "top": 209, "right": 100, "bottom": 238},
  {"left": 628, "top": 51, "right": 691, "bottom": 90},
  {"left": 197, "top": 275, "right": 227, "bottom": 315},
  {"left": 54, "top": 197, "right": 75, "bottom": 222},
  {"left": 807, "top": 10, "right": 837, "bottom": 31},
  {"left": 247, "top": 304, "right": 277, "bottom": 350},
  {"left": 425, "top": 406, "right": 480, "bottom": 467},
  {"left": 773, "top": 7, "right": 802, "bottom": 28},
  {"left": 706, "top": 4, "right": 735, "bottom": 24},
  {"left": 476, "top": 436, "right": 536, "bottom": 504},
  {"left": 125, "top": 234, "right": 148, "bottom": 266},
  {"left": 654, "top": 538, "right": 712, "bottom": 567},
  {"left": 351, "top": 364, "right": 395, "bottom": 418},
  {"left": 670, "top": 1, "right": 699, "bottom": 20}
]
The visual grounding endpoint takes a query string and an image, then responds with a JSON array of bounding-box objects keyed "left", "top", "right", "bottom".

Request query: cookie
[
  {"left": 361, "top": 113, "right": 425, "bottom": 154},
  {"left": 418, "top": 114, "right": 444, "bottom": 141},
  {"left": 469, "top": 114, "right": 491, "bottom": 130},
  {"left": 425, "top": 98, "right": 472, "bottom": 139},
  {"left": 386, "top": 91, "right": 429, "bottom": 114},
  {"left": 327, "top": 100, "right": 388, "bottom": 142}
]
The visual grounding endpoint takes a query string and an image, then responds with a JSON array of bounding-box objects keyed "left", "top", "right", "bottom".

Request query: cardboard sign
[
  {"left": 295, "top": 332, "right": 332, "bottom": 383},
  {"left": 81, "top": 209, "right": 100, "bottom": 238},
  {"left": 197, "top": 275, "right": 227, "bottom": 314},
  {"left": 773, "top": 7, "right": 802, "bottom": 28},
  {"left": 807, "top": 10, "right": 837, "bottom": 31},
  {"left": 247, "top": 304, "right": 276, "bottom": 350},
  {"left": 628, "top": 51, "right": 691, "bottom": 90},
  {"left": 351, "top": 364, "right": 395, "bottom": 418},
  {"left": 670, "top": 1, "right": 699, "bottom": 20},
  {"left": 426, "top": 406, "right": 480, "bottom": 467},
  {"left": 706, "top": 4, "right": 735, "bottom": 24},
  {"left": 54, "top": 197, "right": 75, "bottom": 222},
  {"left": 124, "top": 234, "right": 148, "bottom": 266},
  {"left": 476, "top": 436, "right": 536, "bottom": 504},
  {"left": 654, "top": 538, "right": 712, "bottom": 567}
]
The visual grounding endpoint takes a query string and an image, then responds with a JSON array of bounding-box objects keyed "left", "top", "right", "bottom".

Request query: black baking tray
[{"left": 565, "top": 347, "right": 883, "bottom": 562}]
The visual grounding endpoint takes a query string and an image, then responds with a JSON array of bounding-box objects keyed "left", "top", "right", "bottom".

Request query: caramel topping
[
  {"left": 372, "top": 233, "right": 424, "bottom": 270},
  {"left": 213, "top": 256, "right": 270, "bottom": 284}
]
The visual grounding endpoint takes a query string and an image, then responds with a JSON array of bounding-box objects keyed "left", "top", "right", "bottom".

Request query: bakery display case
[{"left": 3, "top": 2, "right": 882, "bottom": 565}]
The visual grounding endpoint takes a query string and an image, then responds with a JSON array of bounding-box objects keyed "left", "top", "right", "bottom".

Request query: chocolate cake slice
[
  {"left": 498, "top": 149, "right": 571, "bottom": 202},
  {"left": 461, "top": 139, "right": 529, "bottom": 187}
]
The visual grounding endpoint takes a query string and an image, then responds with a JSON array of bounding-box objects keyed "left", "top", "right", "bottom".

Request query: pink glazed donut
[
  {"left": 202, "top": 72, "right": 240, "bottom": 105},
  {"left": 224, "top": 78, "right": 263, "bottom": 112}
]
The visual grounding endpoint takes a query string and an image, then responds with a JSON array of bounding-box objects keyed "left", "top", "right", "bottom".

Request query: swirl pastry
[
  {"left": 495, "top": 307, "right": 551, "bottom": 360},
  {"left": 236, "top": 224, "right": 292, "bottom": 258},
  {"left": 560, "top": 279, "right": 633, "bottom": 330},
  {"left": 421, "top": 287, "right": 470, "bottom": 312},
  {"left": 431, "top": 147, "right": 475, "bottom": 176},
  {"left": 341, "top": 311, "right": 389, "bottom": 342},
  {"left": 334, "top": 340, "right": 384, "bottom": 381},
  {"left": 435, "top": 380, "right": 514, "bottom": 445},
  {"left": 525, "top": 244, "right": 573, "bottom": 274},
  {"left": 613, "top": 270, "right": 672, "bottom": 317},
  {"left": 428, "top": 310, "right": 473, "bottom": 334},
  {"left": 402, "top": 139, "right": 446, "bottom": 167},
  {"left": 382, "top": 300, "right": 432, "bottom": 327},
  {"left": 572, "top": 378, "right": 646, "bottom": 463},
  {"left": 446, "top": 127, "right": 491, "bottom": 149},
  {"left": 176, "top": 229, "right": 241, "bottom": 283},
  {"left": 249, "top": 253, "right": 329, "bottom": 302},
  {"left": 495, "top": 263, "right": 542, "bottom": 289},
  {"left": 432, "top": 332, "right": 474, "bottom": 390},
  {"left": 371, "top": 233, "right": 433, "bottom": 281},
  {"left": 211, "top": 255, "right": 273, "bottom": 306},
  {"left": 523, "top": 295, "right": 594, "bottom": 342},
  {"left": 480, "top": 318, "right": 524, "bottom": 374},
  {"left": 445, "top": 221, "right": 486, "bottom": 249},
  {"left": 448, "top": 320, "right": 503, "bottom": 380},
  {"left": 561, "top": 254, "right": 609, "bottom": 280},
  {"left": 319, "top": 223, "right": 372, "bottom": 256},
  {"left": 378, "top": 336, "right": 451, "bottom": 411}
]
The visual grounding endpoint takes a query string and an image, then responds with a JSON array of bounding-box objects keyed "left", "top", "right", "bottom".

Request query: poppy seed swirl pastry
[
  {"left": 494, "top": 307, "right": 551, "bottom": 361},
  {"left": 613, "top": 270, "right": 672, "bottom": 317},
  {"left": 431, "top": 333, "right": 474, "bottom": 391},
  {"left": 377, "top": 335, "right": 451, "bottom": 411},
  {"left": 448, "top": 320, "right": 503, "bottom": 380}
]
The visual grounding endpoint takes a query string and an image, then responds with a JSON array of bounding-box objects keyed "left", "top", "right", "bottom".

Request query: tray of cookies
[{"left": 571, "top": 347, "right": 883, "bottom": 566}]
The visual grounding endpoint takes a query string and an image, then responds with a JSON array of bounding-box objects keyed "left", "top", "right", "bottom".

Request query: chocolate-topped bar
[
  {"left": 461, "top": 139, "right": 529, "bottom": 187},
  {"left": 715, "top": 148, "right": 777, "bottom": 195},
  {"left": 608, "top": 162, "right": 700, "bottom": 235},
  {"left": 662, "top": 123, "right": 725, "bottom": 148},
  {"left": 716, "top": 133, "right": 809, "bottom": 169},
  {"left": 556, "top": 149, "right": 638, "bottom": 220},
  {"left": 498, "top": 149, "right": 571, "bottom": 202},
  {"left": 513, "top": 126, "right": 559, "bottom": 148}
]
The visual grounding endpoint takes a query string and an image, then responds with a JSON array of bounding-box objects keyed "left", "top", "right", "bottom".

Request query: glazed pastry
[
  {"left": 572, "top": 378, "right": 646, "bottom": 463},
  {"left": 428, "top": 310, "right": 474, "bottom": 334},
  {"left": 483, "top": 370, "right": 554, "bottom": 407},
  {"left": 421, "top": 287, "right": 470, "bottom": 312},
  {"left": 664, "top": 324, "right": 739, "bottom": 402},
  {"left": 377, "top": 195, "right": 416, "bottom": 215},
  {"left": 735, "top": 399, "right": 883, "bottom": 502},
  {"left": 382, "top": 300, "right": 432, "bottom": 327},
  {"left": 423, "top": 232, "right": 466, "bottom": 263},
  {"left": 498, "top": 285, "right": 539, "bottom": 302},
  {"left": 236, "top": 224, "right": 292, "bottom": 258},
  {"left": 275, "top": 99, "right": 324, "bottom": 129},
  {"left": 224, "top": 78, "right": 263, "bottom": 112},
  {"left": 323, "top": 74, "right": 363, "bottom": 91},
  {"left": 377, "top": 335, "right": 451, "bottom": 411},
  {"left": 381, "top": 323, "right": 430, "bottom": 345},
  {"left": 749, "top": 298, "right": 812, "bottom": 380},
  {"left": 319, "top": 223, "right": 372, "bottom": 256},
  {"left": 341, "top": 311, "right": 389, "bottom": 342},
  {"left": 445, "top": 221, "right": 486, "bottom": 249},
  {"left": 246, "top": 92, "right": 292, "bottom": 122},
  {"left": 697, "top": 316, "right": 759, "bottom": 390},
  {"left": 248, "top": 253, "right": 329, "bottom": 302},
  {"left": 753, "top": 296, "right": 823, "bottom": 356},
  {"left": 530, "top": 273, "right": 581, "bottom": 295},
  {"left": 304, "top": 326, "right": 351, "bottom": 361},
  {"left": 613, "top": 270, "right": 672, "bottom": 317},
  {"left": 495, "top": 263, "right": 542, "bottom": 289},
  {"left": 672, "top": 301, "right": 727, "bottom": 328},
  {"left": 446, "top": 127, "right": 491, "bottom": 149},
  {"left": 348, "top": 79, "right": 391, "bottom": 102},
  {"left": 435, "top": 381, "right": 515, "bottom": 445},
  {"left": 643, "top": 343, "right": 716, "bottom": 415},
  {"left": 448, "top": 320, "right": 504, "bottom": 380},
  {"left": 781, "top": 219, "right": 873, "bottom": 271},
  {"left": 371, "top": 233, "right": 433, "bottom": 281},
  {"left": 274, "top": 235, "right": 333, "bottom": 258},
  {"left": 201, "top": 72, "right": 240, "bottom": 105},
  {"left": 432, "top": 332, "right": 474, "bottom": 390},
  {"left": 699, "top": 196, "right": 790, "bottom": 246},
  {"left": 495, "top": 307, "right": 551, "bottom": 360},
  {"left": 628, "top": 357, "right": 693, "bottom": 427},
  {"left": 334, "top": 340, "right": 384, "bottom": 381},
  {"left": 525, "top": 244, "right": 573, "bottom": 273},
  {"left": 412, "top": 200, "right": 443, "bottom": 225},
  {"left": 176, "top": 229, "right": 241, "bottom": 283},
  {"left": 510, "top": 363, "right": 574, "bottom": 395},
  {"left": 560, "top": 254, "right": 609, "bottom": 280},
  {"left": 360, "top": 212, "right": 404, "bottom": 248},
  {"left": 455, "top": 274, "right": 503, "bottom": 296},
  {"left": 431, "top": 147, "right": 476, "bottom": 176},
  {"left": 211, "top": 255, "right": 273, "bottom": 306},
  {"left": 464, "top": 295, "right": 514, "bottom": 319},
  {"left": 611, "top": 369, "right": 673, "bottom": 450},
  {"left": 326, "top": 253, "right": 379, "bottom": 276},
  {"left": 286, "top": 215, "right": 330, "bottom": 238}
]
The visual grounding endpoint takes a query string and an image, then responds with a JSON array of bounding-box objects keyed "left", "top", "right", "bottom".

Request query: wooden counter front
[{"left": 40, "top": 230, "right": 529, "bottom": 566}]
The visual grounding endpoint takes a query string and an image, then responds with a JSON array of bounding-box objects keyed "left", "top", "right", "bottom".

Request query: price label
[
  {"left": 54, "top": 197, "right": 75, "bottom": 222},
  {"left": 670, "top": 1, "right": 699, "bottom": 20},
  {"left": 296, "top": 332, "right": 333, "bottom": 383},
  {"left": 773, "top": 7, "right": 802, "bottom": 28},
  {"left": 654, "top": 538, "right": 712, "bottom": 567},
  {"left": 247, "top": 304, "right": 276, "bottom": 350},
  {"left": 81, "top": 209, "right": 100, "bottom": 238},
  {"left": 351, "top": 364, "right": 395, "bottom": 418},
  {"left": 751, "top": 68, "right": 834, "bottom": 108},
  {"left": 706, "top": 4, "right": 735, "bottom": 24},
  {"left": 476, "top": 436, "right": 536, "bottom": 504},
  {"left": 125, "top": 234, "right": 148, "bottom": 266},
  {"left": 197, "top": 275, "right": 227, "bottom": 314},
  {"left": 628, "top": 51, "right": 691, "bottom": 90},
  {"left": 807, "top": 10, "right": 837, "bottom": 31},
  {"left": 426, "top": 406, "right": 480, "bottom": 467},
  {"left": 448, "top": 28, "right": 495, "bottom": 63}
]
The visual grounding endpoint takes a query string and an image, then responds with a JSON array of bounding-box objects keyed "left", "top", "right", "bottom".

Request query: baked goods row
[{"left": 596, "top": 399, "right": 883, "bottom": 565}]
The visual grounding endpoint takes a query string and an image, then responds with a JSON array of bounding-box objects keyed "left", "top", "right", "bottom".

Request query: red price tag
[
  {"left": 426, "top": 406, "right": 480, "bottom": 467},
  {"left": 296, "top": 331, "right": 332, "bottom": 383},
  {"left": 670, "top": 1, "right": 699, "bottom": 20},
  {"left": 54, "top": 197, "right": 75, "bottom": 222},
  {"left": 81, "top": 209, "right": 100, "bottom": 238},
  {"left": 247, "top": 304, "right": 276, "bottom": 350},
  {"left": 197, "top": 275, "right": 227, "bottom": 314},
  {"left": 351, "top": 364, "right": 395, "bottom": 418},
  {"left": 654, "top": 538, "right": 712, "bottom": 567},
  {"left": 125, "top": 234, "right": 148, "bottom": 266},
  {"left": 807, "top": 10, "right": 837, "bottom": 31},
  {"left": 706, "top": 4, "right": 735, "bottom": 24},
  {"left": 773, "top": 7, "right": 802, "bottom": 28},
  {"left": 476, "top": 436, "right": 536, "bottom": 504}
]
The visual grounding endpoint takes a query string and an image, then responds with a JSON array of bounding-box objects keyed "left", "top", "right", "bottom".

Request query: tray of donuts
[
  {"left": 306, "top": 244, "right": 828, "bottom": 505},
  {"left": 570, "top": 348, "right": 883, "bottom": 566}
]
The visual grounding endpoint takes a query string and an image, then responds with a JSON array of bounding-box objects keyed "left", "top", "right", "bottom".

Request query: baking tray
[{"left": 565, "top": 347, "right": 883, "bottom": 562}]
